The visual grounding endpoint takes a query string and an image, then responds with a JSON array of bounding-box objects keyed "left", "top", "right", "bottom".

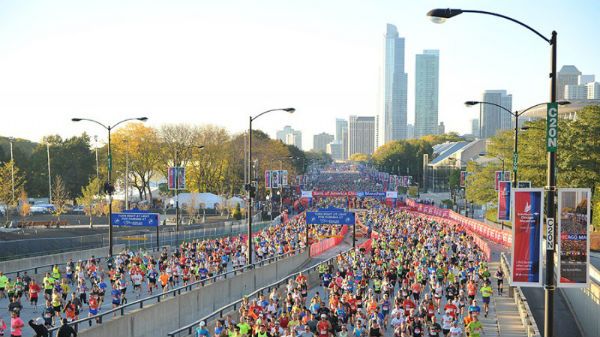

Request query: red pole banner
[
  {"left": 558, "top": 188, "right": 591, "bottom": 288},
  {"left": 497, "top": 181, "right": 511, "bottom": 221}
]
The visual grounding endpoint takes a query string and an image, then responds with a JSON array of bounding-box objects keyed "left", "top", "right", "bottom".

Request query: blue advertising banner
[
  {"left": 112, "top": 210, "right": 159, "bottom": 227},
  {"left": 511, "top": 188, "right": 544, "bottom": 287},
  {"left": 306, "top": 211, "right": 355, "bottom": 225}
]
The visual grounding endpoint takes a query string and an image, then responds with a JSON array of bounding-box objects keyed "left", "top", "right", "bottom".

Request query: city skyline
[{"left": 1, "top": 1, "right": 599, "bottom": 150}]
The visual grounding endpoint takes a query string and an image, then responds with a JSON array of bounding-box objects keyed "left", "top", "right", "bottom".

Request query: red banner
[{"left": 312, "top": 191, "right": 357, "bottom": 197}]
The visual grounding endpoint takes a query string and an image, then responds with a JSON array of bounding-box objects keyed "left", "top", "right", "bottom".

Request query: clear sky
[{"left": 0, "top": 0, "right": 598, "bottom": 150}]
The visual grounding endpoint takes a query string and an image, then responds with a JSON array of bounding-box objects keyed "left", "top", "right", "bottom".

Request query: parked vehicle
[{"left": 30, "top": 204, "right": 56, "bottom": 214}]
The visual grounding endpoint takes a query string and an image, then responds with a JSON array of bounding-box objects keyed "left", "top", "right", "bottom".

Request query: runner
[
  {"left": 494, "top": 268, "right": 504, "bottom": 296},
  {"left": 479, "top": 281, "right": 493, "bottom": 318}
]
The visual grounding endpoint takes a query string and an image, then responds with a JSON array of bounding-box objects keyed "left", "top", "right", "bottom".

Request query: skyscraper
[
  {"left": 557, "top": 65, "right": 581, "bottom": 101},
  {"left": 313, "top": 132, "right": 334, "bottom": 152},
  {"left": 276, "top": 126, "right": 302, "bottom": 149},
  {"left": 349, "top": 116, "right": 376, "bottom": 156},
  {"left": 335, "top": 119, "right": 348, "bottom": 142},
  {"left": 471, "top": 119, "right": 480, "bottom": 138},
  {"left": 414, "top": 49, "right": 440, "bottom": 138},
  {"left": 379, "top": 24, "right": 408, "bottom": 145},
  {"left": 481, "top": 90, "right": 512, "bottom": 138}
]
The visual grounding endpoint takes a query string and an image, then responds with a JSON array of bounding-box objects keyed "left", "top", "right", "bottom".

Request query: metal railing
[
  {"left": 0, "top": 219, "right": 273, "bottom": 261},
  {"left": 4, "top": 221, "right": 274, "bottom": 277},
  {"left": 167, "top": 247, "right": 349, "bottom": 337},
  {"left": 47, "top": 247, "right": 304, "bottom": 337},
  {"left": 500, "top": 253, "right": 541, "bottom": 337}
]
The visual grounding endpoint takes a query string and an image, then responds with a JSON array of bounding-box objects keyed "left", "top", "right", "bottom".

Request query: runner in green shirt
[
  {"left": 0, "top": 271, "right": 8, "bottom": 299},
  {"left": 466, "top": 315, "right": 484, "bottom": 337},
  {"left": 480, "top": 281, "right": 494, "bottom": 318}
]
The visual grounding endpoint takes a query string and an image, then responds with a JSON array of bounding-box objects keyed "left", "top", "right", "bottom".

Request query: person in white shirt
[
  {"left": 441, "top": 313, "right": 453, "bottom": 336},
  {"left": 449, "top": 321, "right": 463, "bottom": 337}
]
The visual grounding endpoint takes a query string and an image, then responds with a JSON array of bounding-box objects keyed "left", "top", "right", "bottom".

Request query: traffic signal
[{"left": 104, "top": 182, "right": 115, "bottom": 195}]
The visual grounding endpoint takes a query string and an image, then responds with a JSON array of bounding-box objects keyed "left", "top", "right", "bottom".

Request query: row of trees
[
  {"left": 0, "top": 124, "right": 328, "bottom": 220},
  {"left": 369, "top": 132, "right": 466, "bottom": 186},
  {"left": 465, "top": 105, "right": 600, "bottom": 226}
]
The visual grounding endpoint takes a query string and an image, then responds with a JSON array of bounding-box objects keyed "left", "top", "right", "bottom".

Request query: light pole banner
[
  {"left": 264, "top": 170, "right": 271, "bottom": 189},
  {"left": 558, "top": 188, "right": 591, "bottom": 288},
  {"left": 511, "top": 188, "right": 544, "bottom": 287},
  {"left": 168, "top": 167, "right": 185, "bottom": 190},
  {"left": 271, "top": 170, "right": 280, "bottom": 188},
  {"left": 495, "top": 171, "right": 502, "bottom": 190},
  {"left": 497, "top": 181, "right": 511, "bottom": 221},
  {"left": 281, "top": 170, "right": 288, "bottom": 186},
  {"left": 460, "top": 171, "right": 467, "bottom": 187}
]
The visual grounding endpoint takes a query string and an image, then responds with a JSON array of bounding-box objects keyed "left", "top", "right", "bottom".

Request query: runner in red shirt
[
  {"left": 316, "top": 314, "right": 331, "bottom": 337},
  {"left": 28, "top": 279, "right": 41, "bottom": 312}
]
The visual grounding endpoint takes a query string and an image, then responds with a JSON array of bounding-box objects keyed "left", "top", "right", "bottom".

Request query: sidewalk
[{"left": 487, "top": 262, "right": 528, "bottom": 337}]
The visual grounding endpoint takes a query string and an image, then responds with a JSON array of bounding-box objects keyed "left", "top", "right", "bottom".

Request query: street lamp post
[
  {"left": 466, "top": 100, "right": 570, "bottom": 188},
  {"left": 173, "top": 145, "right": 204, "bottom": 244},
  {"left": 247, "top": 108, "right": 295, "bottom": 265},
  {"left": 428, "top": 9, "right": 559, "bottom": 333},
  {"left": 8, "top": 137, "right": 15, "bottom": 203},
  {"left": 72, "top": 116, "right": 148, "bottom": 257},
  {"left": 47, "top": 142, "right": 52, "bottom": 203}
]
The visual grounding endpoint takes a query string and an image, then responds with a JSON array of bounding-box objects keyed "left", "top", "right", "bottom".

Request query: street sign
[
  {"left": 517, "top": 181, "right": 531, "bottom": 188},
  {"left": 546, "top": 102, "right": 558, "bottom": 152},
  {"left": 306, "top": 211, "right": 355, "bottom": 225},
  {"left": 547, "top": 218, "right": 555, "bottom": 250},
  {"left": 513, "top": 152, "right": 518, "bottom": 172},
  {"left": 111, "top": 211, "right": 159, "bottom": 227}
]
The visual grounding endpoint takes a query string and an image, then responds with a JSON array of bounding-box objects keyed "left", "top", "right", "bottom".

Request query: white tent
[
  {"left": 226, "top": 196, "right": 246, "bottom": 208},
  {"left": 167, "top": 193, "right": 224, "bottom": 209}
]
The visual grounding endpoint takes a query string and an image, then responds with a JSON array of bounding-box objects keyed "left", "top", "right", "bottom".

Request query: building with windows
[
  {"left": 276, "top": 126, "right": 302, "bottom": 149},
  {"left": 414, "top": 49, "right": 440, "bottom": 138},
  {"left": 349, "top": 115, "right": 376, "bottom": 156},
  {"left": 378, "top": 24, "right": 408, "bottom": 146},
  {"left": 481, "top": 90, "right": 512, "bottom": 138},
  {"left": 313, "top": 132, "right": 334, "bottom": 152},
  {"left": 557, "top": 65, "right": 581, "bottom": 101}
]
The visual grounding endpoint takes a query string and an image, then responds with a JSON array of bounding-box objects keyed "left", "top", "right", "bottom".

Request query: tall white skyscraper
[
  {"left": 349, "top": 116, "right": 376, "bottom": 156},
  {"left": 335, "top": 118, "right": 348, "bottom": 142},
  {"left": 414, "top": 49, "right": 440, "bottom": 138},
  {"left": 379, "top": 24, "right": 408, "bottom": 146},
  {"left": 471, "top": 119, "right": 480, "bottom": 138},
  {"left": 481, "top": 90, "right": 512, "bottom": 138}
]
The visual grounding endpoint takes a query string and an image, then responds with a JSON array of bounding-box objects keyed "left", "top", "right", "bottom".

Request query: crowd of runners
[
  {"left": 193, "top": 203, "right": 500, "bottom": 337},
  {"left": 0, "top": 214, "right": 345, "bottom": 336}
]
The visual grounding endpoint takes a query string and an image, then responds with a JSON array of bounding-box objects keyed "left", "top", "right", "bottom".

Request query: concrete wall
[
  {"left": 1, "top": 245, "right": 125, "bottom": 276},
  {"left": 78, "top": 250, "right": 310, "bottom": 337},
  {"left": 559, "top": 265, "right": 600, "bottom": 337}
]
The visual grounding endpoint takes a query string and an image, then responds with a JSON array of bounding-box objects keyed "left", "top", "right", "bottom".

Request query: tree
[
  {"left": 0, "top": 161, "right": 26, "bottom": 222},
  {"left": 25, "top": 135, "right": 95, "bottom": 199},
  {"left": 51, "top": 175, "right": 70, "bottom": 223},
  {"left": 349, "top": 153, "right": 370, "bottom": 162},
  {"left": 112, "top": 123, "right": 162, "bottom": 203},
  {"left": 18, "top": 190, "right": 30, "bottom": 218},
  {"left": 77, "top": 178, "right": 103, "bottom": 228}
]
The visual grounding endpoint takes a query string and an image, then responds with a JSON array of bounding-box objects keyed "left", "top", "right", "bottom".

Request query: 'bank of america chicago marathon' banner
[
  {"left": 511, "top": 188, "right": 544, "bottom": 287},
  {"left": 558, "top": 188, "right": 592, "bottom": 288},
  {"left": 497, "top": 181, "right": 511, "bottom": 221}
]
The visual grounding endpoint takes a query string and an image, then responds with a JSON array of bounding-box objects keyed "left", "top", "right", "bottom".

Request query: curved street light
[
  {"left": 465, "top": 101, "right": 570, "bottom": 187},
  {"left": 247, "top": 108, "right": 295, "bottom": 264},
  {"left": 428, "top": 10, "right": 562, "bottom": 332},
  {"left": 72, "top": 116, "right": 148, "bottom": 257}
]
